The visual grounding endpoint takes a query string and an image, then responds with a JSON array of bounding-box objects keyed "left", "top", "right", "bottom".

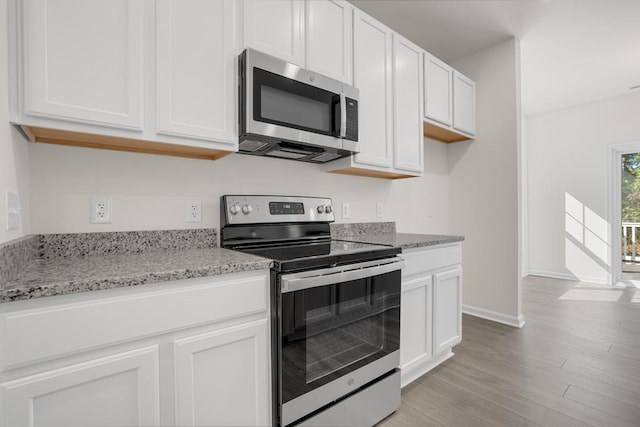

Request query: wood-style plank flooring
[{"left": 378, "top": 275, "right": 640, "bottom": 426}]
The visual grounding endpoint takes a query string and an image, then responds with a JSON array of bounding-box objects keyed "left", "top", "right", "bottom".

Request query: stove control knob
[
  {"left": 317, "top": 205, "right": 325, "bottom": 214},
  {"left": 325, "top": 205, "right": 333, "bottom": 214},
  {"left": 241, "top": 204, "right": 253, "bottom": 215},
  {"left": 229, "top": 204, "right": 240, "bottom": 215}
]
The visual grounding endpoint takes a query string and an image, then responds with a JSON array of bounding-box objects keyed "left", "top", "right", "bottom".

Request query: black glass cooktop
[{"left": 238, "top": 239, "right": 401, "bottom": 272}]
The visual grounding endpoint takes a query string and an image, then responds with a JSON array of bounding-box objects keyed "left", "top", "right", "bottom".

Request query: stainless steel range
[{"left": 220, "top": 195, "right": 403, "bottom": 427}]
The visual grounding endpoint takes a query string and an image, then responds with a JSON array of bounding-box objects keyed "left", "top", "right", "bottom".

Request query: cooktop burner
[
  {"left": 239, "top": 239, "right": 400, "bottom": 272},
  {"left": 219, "top": 195, "right": 401, "bottom": 272}
]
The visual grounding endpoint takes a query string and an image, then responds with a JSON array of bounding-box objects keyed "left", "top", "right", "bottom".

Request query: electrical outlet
[
  {"left": 91, "top": 196, "right": 112, "bottom": 224},
  {"left": 342, "top": 202, "right": 350, "bottom": 219},
  {"left": 6, "top": 190, "right": 20, "bottom": 231},
  {"left": 187, "top": 198, "right": 202, "bottom": 223},
  {"left": 376, "top": 202, "right": 384, "bottom": 218}
]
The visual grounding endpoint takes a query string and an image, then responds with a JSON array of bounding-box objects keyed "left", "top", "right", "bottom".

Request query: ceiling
[{"left": 350, "top": 0, "right": 640, "bottom": 116}]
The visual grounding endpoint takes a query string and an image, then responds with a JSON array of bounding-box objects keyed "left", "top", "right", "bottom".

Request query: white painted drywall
[
  {"left": 526, "top": 91, "right": 640, "bottom": 283},
  {"left": 28, "top": 137, "right": 450, "bottom": 235},
  {"left": 449, "top": 38, "right": 522, "bottom": 323},
  {"left": 0, "top": 0, "right": 30, "bottom": 244}
]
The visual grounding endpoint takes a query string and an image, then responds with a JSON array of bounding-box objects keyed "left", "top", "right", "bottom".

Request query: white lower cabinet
[
  {"left": 400, "top": 275, "right": 433, "bottom": 374},
  {"left": 434, "top": 267, "right": 463, "bottom": 354},
  {"left": 400, "top": 243, "right": 462, "bottom": 387},
  {"left": 174, "top": 319, "right": 271, "bottom": 427},
  {"left": 1, "top": 347, "right": 160, "bottom": 427},
  {"left": 0, "top": 271, "right": 271, "bottom": 427}
]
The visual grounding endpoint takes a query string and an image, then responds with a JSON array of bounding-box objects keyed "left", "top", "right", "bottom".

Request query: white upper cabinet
[
  {"left": 393, "top": 34, "right": 424, "bottom": 174},
  {"left": 453, "top": 71, "right": 476, "bottom": 136},
  {"left": 325, "top": 11, "right": 423, "bottom": 179},
  {"left": 305, "top": 0, "right": 353, "bottom": 84},
  {"left": 350, "top": 10, "right": 393, "bottom": 169},
  {"left": 156, "top": 0, "right": 236, "bottom": 144},
  {"left": 20, "top": 0, "right": 144, "bottom": 130},
  {"left": 10, "top": 0, "right": 237, "bottom": 160},
  {"left": 242, "top": 0, "right": 353, "bottom": 84},
  {"left": 424, "top": 53, "right": 453, "bottom": 127},
  {"left": 242, "top": 0, "right": 305, "bottom": 66},
  {"left": 422, "top": 53, "right": 476, "bottom": 143}
]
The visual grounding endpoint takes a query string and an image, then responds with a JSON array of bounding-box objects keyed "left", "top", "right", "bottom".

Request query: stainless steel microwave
[{"left": 238, "top": 49, "right": 359, "bottom": 163}]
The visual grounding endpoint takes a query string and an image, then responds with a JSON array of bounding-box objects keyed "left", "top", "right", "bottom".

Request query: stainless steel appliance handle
[
  {"left": 281, "top": 258, "right": 405, "bottom": 293},
  {"left": 339, "top": 92, "right": 347, "bottom": 138}
]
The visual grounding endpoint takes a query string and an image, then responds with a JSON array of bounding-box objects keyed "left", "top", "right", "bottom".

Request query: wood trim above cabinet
[
  {"left": 19, "top": 125, "right": 233, "bottom": 161},
  {"left": 423, "top": 121, "right": 472, "bottom": 143},
  {"left": 327, "top": 167, "right": 418, "bottom": 180}
]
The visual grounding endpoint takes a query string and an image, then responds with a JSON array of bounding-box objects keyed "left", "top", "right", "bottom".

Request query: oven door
[{"left": 278, "top": 258, "right": 403, "bottom": 426}]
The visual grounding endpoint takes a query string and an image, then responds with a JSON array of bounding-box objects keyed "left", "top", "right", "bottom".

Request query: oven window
[{"left": 280, "top": 269, "right": 400, "bottom": 404}]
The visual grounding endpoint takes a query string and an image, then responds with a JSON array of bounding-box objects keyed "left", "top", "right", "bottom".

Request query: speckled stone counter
[
  {"left": 0, "top": 229, "right": 272, "bottom": 303},
  {"left": 331, "top": 222, "right": 464, "bottom": 249},
  {"left": 340, "top": 233, "right": 464, "bottom": 249}
]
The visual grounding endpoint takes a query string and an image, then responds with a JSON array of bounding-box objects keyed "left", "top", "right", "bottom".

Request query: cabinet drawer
[
  {"left": 1, "top": 271, "right": 269, "bottom": 371},
  {"left": 401, "top": 243, "right": 462, "bottom": 278}
]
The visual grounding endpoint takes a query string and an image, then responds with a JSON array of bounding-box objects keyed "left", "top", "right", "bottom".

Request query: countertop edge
[{"left": 1, "top": 257, "right": 272, "bottom": 303}]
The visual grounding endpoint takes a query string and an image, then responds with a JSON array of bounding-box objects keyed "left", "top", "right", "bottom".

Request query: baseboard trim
[
  {"left": 462, "top": 304, "right": 526, "bottom": 328},
  {"left": 527, "top": 269, "right": 578, "bottom": 281},
  {"left": 527, "top": 269, "right": 607, "bottom": 284},
  {"left": 400, "top": 350, "right": 454, "bottom": 388}
]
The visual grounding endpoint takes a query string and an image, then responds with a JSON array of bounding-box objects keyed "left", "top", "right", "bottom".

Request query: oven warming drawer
[
  {"left": 282, "top": 351, "right": 400, "bottom": 426},
  {"left": 296, "top": 369, "right": 400, "bottom": 427}
]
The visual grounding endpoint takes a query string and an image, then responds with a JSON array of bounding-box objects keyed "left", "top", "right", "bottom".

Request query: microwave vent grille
[
  {"left": 239, "top": 139, "right": 269, "bottom": 152},
  {"left": 310, "top": 152, "right": 342, "bottom": 163},
  {"left": 265, "top": 149, "right": 308, "bottom": 160}
]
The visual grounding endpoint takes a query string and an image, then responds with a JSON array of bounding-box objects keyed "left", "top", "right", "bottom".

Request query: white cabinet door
[
  {"left": 305, "top": 0, "right": 352, "bottom": 84},
  {"left": 400, "top": 275, "right": 433, "bottom": 370},
  {"left": 243, "top": 0, "right": 305, "bottom": 66},
  {"left": 352, "top": 10, "right": 393, "bottom": 169},
  {"left": 453, "top": 71, "right": 476, "bottom": 136},
  {"left": 434, "top": 266, "right": 463, "bottom": 354},
  {"left": 156, "top": 0, "right": 236, "bottom": 145},
  {"left": 22, "top": 0, "right": 144, "bottom": 130},
  {"left": 174, "top": 319, "right": 271, "bottom": 427},
  {"left": 424, "top": 53, "right": 453, "bottom": 127},
  {"left": 1, "top": 347, "right": 160, "bottom": 427},
  {"left": 393, "top": 34, "right": 424, "bottom": 174}
]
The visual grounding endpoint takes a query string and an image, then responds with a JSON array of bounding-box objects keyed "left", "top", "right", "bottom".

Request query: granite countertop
[
  {"left": 1, "top": 225, "right": 463, "bottom": 303},
  {"left": 0, "top": 230, "right": 272, "bottom": 303},
  {"left": 340, "top": 233, "right": 464, "bottom": 249},
  {"left": 330, "top": 223, "right": 464, "bottom": 249}
]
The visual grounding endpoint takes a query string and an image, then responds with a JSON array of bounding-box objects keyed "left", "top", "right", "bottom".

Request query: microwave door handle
[{"left": 339, "top": 92, "right": 347, "bottom": 138}]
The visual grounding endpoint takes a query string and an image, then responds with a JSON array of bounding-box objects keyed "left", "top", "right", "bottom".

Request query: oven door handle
[{"left": 280, "top": 258, "right": 405, "bottom": 293}]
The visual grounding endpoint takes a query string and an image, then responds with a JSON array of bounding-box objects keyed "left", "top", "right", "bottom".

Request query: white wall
[
  {"left": 449, "top": 38, "right": 523, "bottom": 326},
  {"left": 0, "top": 0, "right": 30, "bottom": 244},
  {"left": 526, "top": 92, "right": 640, "bottom": 283},
  {"left": 28, "top": 137, "right": 450, "bottom": 235}
]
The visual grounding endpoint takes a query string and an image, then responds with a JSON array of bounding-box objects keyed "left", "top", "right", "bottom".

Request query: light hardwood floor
[{"left": 378, "top": 275, "right": 640, "bottom": 426}]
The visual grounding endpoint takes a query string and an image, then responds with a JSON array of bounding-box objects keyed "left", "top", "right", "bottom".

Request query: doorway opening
[
  {"left": 608, "top": 141, "right": 640, "bottom": 286},
  {"left": 621, "top": 152, "right": 640, "bottom": 280}
]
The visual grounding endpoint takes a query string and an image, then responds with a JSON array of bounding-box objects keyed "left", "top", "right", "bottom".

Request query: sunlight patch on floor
[{"left": 558, "top": 288, "right": 624, "bottom": 302}]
